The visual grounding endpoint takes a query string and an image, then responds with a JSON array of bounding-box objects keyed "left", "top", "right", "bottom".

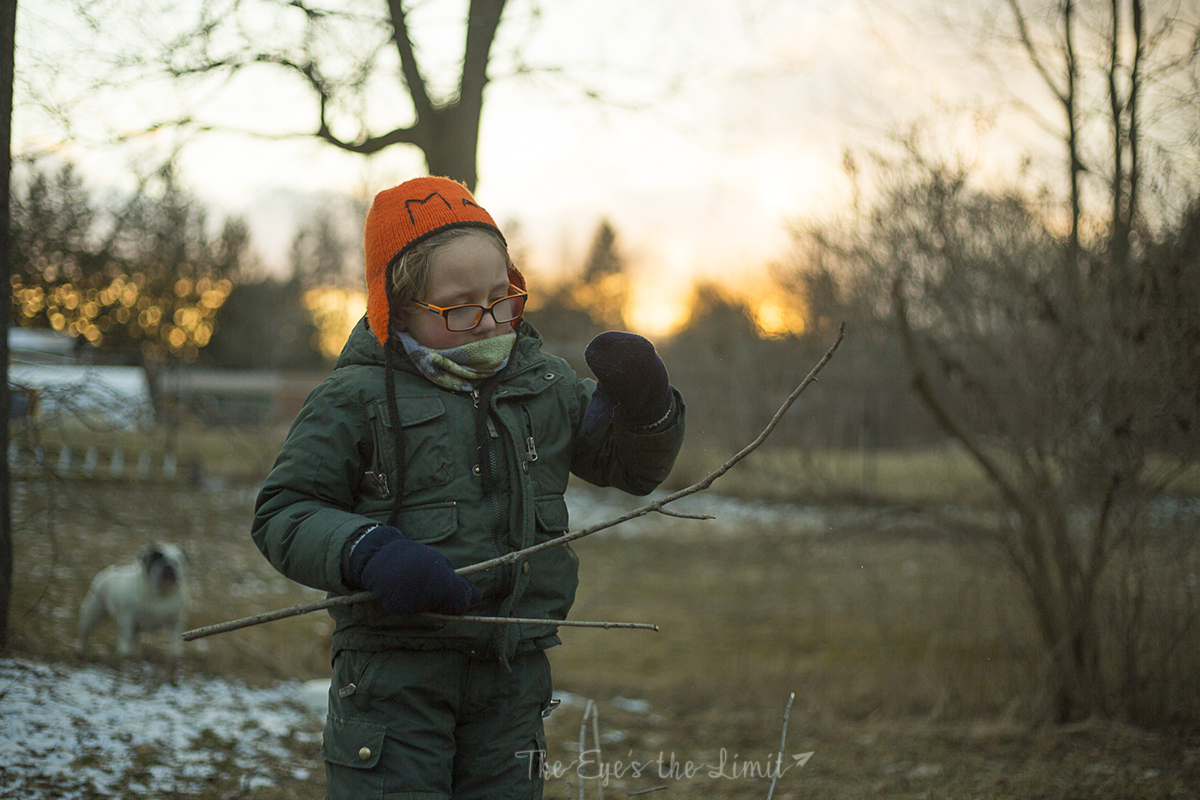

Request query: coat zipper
[
  {"left": 520, "top": 405, "right": 539, "bottom": 469},
  {"left": 472, "top": 386, "right": 505, "bottom": 561}
]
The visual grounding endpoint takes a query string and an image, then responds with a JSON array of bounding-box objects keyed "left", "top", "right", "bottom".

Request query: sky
[{"left": 13, "top": 0, "right": 1059, "bottom": 335}]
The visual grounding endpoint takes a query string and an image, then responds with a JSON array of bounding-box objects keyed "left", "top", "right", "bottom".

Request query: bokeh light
[
  {"left": 10, "top": 274, "right": 232, "bottom": 360},
  {"left": 302, "top": 286, "right": 367, "bottom": 359}
]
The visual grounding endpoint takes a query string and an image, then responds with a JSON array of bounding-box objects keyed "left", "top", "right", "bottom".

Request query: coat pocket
[
  {"left": 395, "top": 501, "right": 458, "bottom": 546},
  {"left": 367, "top": 397, "right": 455, "bottom": 495},
  {"left": 520, "top": 495, "right": 578, "bottom": 632},
  {"left": 533, "top": 495, "right": 569, "bottom": 539},
  {"left": 320, "top": 714, "right": 387, "bottom": 769},
  {"left": 393, "top": 501, "right": 499, "bottom": 600}
]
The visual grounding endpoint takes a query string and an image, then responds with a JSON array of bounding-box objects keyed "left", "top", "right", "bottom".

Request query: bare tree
[
  {"left": 149, "top": 0, "right": 511, "bottom": 191},
  {"left": 796, "top": 0, "right": 1200, "bottom": 723},
  {"left": 43, "top": 0, "right": 698, "bottom": 194}
]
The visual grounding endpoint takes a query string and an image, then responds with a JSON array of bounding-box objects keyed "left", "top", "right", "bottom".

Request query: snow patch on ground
[
  {"left": 0, "top": 657, "right": 319, "bottom": 798},
  {"left": 564, "top": 483, "right": 879, "bottom": 537}
]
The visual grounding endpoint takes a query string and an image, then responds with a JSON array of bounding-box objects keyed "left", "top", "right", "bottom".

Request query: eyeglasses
[{"left": 412, "top": 287, "right": 528, "bottom": 332}]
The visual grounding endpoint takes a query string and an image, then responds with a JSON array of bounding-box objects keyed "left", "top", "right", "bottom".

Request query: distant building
[
  {"left": 9, "top": 328, "right": 80, "bottom": 365},
  {"left": 9, "top": 329, "right": 154, "bottom": 430},
  {"left": 9, "top": 327, "right": 324, "bottom": 429}
]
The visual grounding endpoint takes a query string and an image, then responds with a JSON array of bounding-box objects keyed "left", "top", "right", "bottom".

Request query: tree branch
[
  {"left": 892, "top": 278, "right": 1034, "bottom": 520},
  {"left": 182, "top": 325, "right": 845, "bottom": 641},
  {"left": 185, "top": 612, "right": 658, "bottom": 641},
  {"left": 1062, "top": 0, "right": 1084, "bottom": 269},
  {"left": 1127, "top": 0, "right": 1144, "bottom": 242},
  {"left": 1109, "top": 0, "right": 1127, "bottom": 270},
  {"left": 386, "top": 0, "right": 434, "bottom": 120},
  {"left": 318, "top": 125, "right": 423, "bottom": 155},
  {"left": 461, "top": 0, "right": 505, "bottom": 105},
  {"left": 654, "top": 508, "right": 715, "bottom": 521},
  {"left": 1005, "top": 0, "right": 1066, "bottom": 103}
]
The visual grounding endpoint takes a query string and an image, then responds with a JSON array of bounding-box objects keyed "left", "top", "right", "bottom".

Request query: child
[{"left": 251, "top": 176, "right": 685, "bottom": 799}]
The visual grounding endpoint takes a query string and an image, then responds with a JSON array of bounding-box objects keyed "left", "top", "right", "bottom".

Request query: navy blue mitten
[
  {"left": 582, "top": 331, "right": 673, "bottom": 433},
  {"left": 347, "top": 525, "right": 481, "bottom": 615}
]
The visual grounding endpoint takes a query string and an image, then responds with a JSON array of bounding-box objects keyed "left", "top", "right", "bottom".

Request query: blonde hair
[{"left": 389, "top": 227, "right": 512, "bottom": 309}]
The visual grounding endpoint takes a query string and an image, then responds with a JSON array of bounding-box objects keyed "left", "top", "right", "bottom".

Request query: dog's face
[{"left": 140, "top": 543, "right": 187, "bottom": 598}]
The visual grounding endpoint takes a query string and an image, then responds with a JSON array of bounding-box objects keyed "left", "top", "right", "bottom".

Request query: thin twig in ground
[
  {"left": 581, "top": 699, "right": 603, "bottom": 800},
  {"left": 183, "top": 325, "right": 845, "bottom": 642},
  {"left": 767, "top": 692, "right": 795, "bottom": 800}
]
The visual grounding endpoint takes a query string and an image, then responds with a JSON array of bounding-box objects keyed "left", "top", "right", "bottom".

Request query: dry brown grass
[
  {"left": 665, "top": 442, "right": 1000, "bottom": 507},
  {"left": 555, "top": 524, "right": 1033, "bottom": 720},
  {"left": 6, "top": 456, "right": 1200, "bottom": 798},
  {"left": 666, "top": 443, "right": 1200, "bottom": 509}
]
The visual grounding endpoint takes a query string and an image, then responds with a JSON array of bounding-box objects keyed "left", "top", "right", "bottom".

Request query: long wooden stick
[
  {"left": 183, "top": 326, "right": 844, "bottom": 642},
  {"left": 425, "top": 614, "right": 657, "bottom": 630},
  {"left": 184, "top": 610, "right": 657, "bottom": 641}
]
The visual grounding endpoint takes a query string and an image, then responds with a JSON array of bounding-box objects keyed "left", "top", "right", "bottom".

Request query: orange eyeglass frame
[{"left": 411, "top": 286, "right": 529, "bottom": 332}]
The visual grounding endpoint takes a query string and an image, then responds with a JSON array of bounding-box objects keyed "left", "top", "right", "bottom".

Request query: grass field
[
  {"left": 7, "top": 452, "right": 1200, "bottom": 798},
  {"left": 15, "top": 416, "right": 1200, "bottom": 505}
]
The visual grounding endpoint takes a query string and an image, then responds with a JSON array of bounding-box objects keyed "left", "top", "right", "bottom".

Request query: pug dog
[{"left": 79, "top": 543, "right": 189, "bottom": 657}]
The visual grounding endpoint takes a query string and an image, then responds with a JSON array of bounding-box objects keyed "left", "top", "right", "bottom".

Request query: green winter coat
[{"left": 252, "top": 317, "right": 685, "bottom": 662}]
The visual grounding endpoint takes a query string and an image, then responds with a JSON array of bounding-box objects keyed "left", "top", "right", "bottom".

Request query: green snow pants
[{"left": 321, "top": 648, "right": 552, "bottom": 800}]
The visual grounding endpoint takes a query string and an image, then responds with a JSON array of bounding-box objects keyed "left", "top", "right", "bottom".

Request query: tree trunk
[
  {"left": 420, "top": 105, "right": 482, "bottom": 191},
  {"left": 1044, "top": 603, "right": 1103, "bottom": 723},
  {"left": 389, "top": 0, "right": 505, "bottom": 192},
  {"left": 0, "top": 0, "right": 17, "bottom": 652},
  {"left": 1021, "top": 513, "right": 1105, "bottom": 723}
]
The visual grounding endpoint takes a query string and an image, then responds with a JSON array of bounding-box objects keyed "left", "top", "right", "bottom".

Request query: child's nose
[{"left": 475, "top": 308, "right": 499, "bottom": 334}]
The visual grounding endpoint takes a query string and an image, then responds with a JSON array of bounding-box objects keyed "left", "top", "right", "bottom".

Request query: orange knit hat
[{"left": 364, "top": 176, "right": 523, "bottom": 347}]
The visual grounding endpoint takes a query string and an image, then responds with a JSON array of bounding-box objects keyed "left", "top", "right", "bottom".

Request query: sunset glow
[
  {"left": 624, "top": 292, "right": 692, "bottom": 338},
  {"left": 748, "top": 292, "right": 808, "bottom": 338},
  {"left": 298, "top": 270, "right": 809, "bottom": 359},
  {"left": 303, "top": 286, "right": 367, "bottom": 360},
  {"left": 16, "top": 0, "right": 1063, "bottom": 362},
  {"left": 625, "top": 274, "right": 809, "bottom": 340}
]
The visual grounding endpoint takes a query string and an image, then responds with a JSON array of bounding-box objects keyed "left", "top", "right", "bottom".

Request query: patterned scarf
[{"left": 397, "top": 331, "right": 516, "bottom": 392}]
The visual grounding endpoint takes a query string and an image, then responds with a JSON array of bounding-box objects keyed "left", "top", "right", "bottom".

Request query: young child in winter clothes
[{"left": 251, "top": 176, "right": 685, "bottom": 800}]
